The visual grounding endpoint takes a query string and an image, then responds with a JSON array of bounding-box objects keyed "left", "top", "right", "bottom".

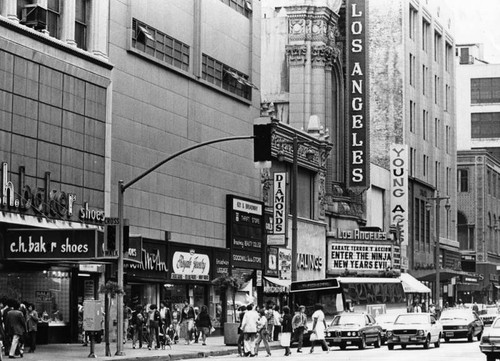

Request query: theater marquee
[{"left": 327, "top": 241, "right": 394, "bottom": 274}]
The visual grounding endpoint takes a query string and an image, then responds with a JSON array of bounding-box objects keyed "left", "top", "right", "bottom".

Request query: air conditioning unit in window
[{"left": 20, "top": 4, "right": 47, "bottom": 30}]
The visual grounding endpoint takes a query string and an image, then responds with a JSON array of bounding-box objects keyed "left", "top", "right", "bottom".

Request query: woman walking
[
  {"left": 254, "top": 309, "right": 271, "bottom": 357},
  {"left": 195, "top": 305, "right": 212, "bottom": 345},
  {"left": 280, "top": 306, "right": 292, "bottom": 356},
  {"left": 309, "top": 303, "right": 329, "bottom": 354},
  {"left": 26, "top": 303, "right": 39, "bottom": 353},
  {"left": 179, "top": 300, "right": 195, "bottom": 345}
]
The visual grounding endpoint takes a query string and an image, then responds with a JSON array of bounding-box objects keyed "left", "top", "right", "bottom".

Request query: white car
[
  {"left": 480, "top": 316, "right": 500, "bottom": 361},
  {"left": 386, "top": 313, "right": 442, "bottom": 350}
]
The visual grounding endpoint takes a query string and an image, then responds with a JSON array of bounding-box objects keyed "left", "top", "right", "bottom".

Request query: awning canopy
[
  {"left": 399, "top": 272, "right": 431, "bottom": 293},
  {"left": 263, "top": 276, "right": 291, "bottom": 293}
]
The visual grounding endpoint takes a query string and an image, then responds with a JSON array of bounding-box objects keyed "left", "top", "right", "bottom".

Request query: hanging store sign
[
  {"left": 171, "top": 250, "right": 210, "bottom": 281},
  {"left": 5, "top": 228, "right": 98, "bottom": 260},
  {"left": 390, "top": 144, "right": 408, "bottom": 270},
  {"left": 347, "top": 0, "right": 369, "bottom": 188},
  {"left": 327, "top": 241, "right": 393, "bottom": 273},
  {"left": 266, "top": 247, "right": 279, "bottom": 276},
  {"left": 271, "top": 173, "right": 286, "bottom": 245},
  {"left": 279, "top": 248, "right": 292, "bottom": 280}
]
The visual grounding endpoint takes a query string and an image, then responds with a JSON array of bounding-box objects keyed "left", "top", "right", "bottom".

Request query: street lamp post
[
  {"left": 426, "top": 190, "right": 451, "bottom": 308},
  {"left": 114, "top": 135, "right": 253, "bottom": 355}
]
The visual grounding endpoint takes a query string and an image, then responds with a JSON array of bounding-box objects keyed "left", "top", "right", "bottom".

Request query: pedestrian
[
  {"left": 131, "top": 305, "right": 144, "bottom": 349},
  {"left": 171, "top": 305, "right": 180, "bottom": 343},
  {"left": 159, "top": 302, "right": 171, "bottom": 339},
  {"left": 147, "top": 304, "right": 161, "bottom": 350},
  {"left": 179, "top": 300, "right": 195, "bottom": 345},
  {"left": 237, "top": 305, "right": 246, "bottom": 357},
  {"left": 473, "top": 302, "right": 479, "bottom": 313},
  {"left": 265, "top": 304, "right": 274, "bottom": 342},
  {"left": 240, "top": 304, "right": 259, "bottom": 357},
  {"left": 193, "top": 307, "right": 200, "bottom": 343},
  {"left": 26, "top": 303, "right": 38, "bottom": 353},
  {"left": 280, "top": 306, "right": 292, "bottom": 356},
  {"left": 195, "top": 305, "right": 212, "bottom": 345},
  {"left": 272, "top": 305, "right": 282, "bottom": 341},
  {"left": 309, "top": 303, "right": 328, "bottom": 354},
  {"left": 254, "top": 309, "right": 271, "bottom": 357},
  {"left": 413, "top": 302, "right": 422, "bottom": 313},
  {"left": 428, "top": 303, "right": 436, "bottom": 317},
  {"left": 4, "top": 300, "right": 26, "bottom": 359},
  {"left": 291, "top": 305, "right": 307, "bottom": 353}
]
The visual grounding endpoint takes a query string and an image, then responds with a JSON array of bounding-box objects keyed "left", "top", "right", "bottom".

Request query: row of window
[
  {"left": 471, "top": 78, "right": 500, "bottom": 104},
  {"left": 409, "top": 147, "right": 452, "bottom": 191},
  {"left": 131, "top": 19, "right": 253, "bottom": 101},
  {"left": 219, "top": 0, "right": 252, "bottom": 18},
  {"left": 414, "top": 198, "right": 431, "bottom": 252},
  {"left": 458, "top": 168, "right": 500, "bottom": 198},
  {"left": 409, "top": 5, "right": 453, "bottom": 71},
  {"left": 409, "top": 101, "right": 452, "bottom": 151},
  {"left": 471, "top": 112, "right": 500, "bottom": 138},
  {"left": 409, "top": 54, "right": 448, "bottom": 107}
]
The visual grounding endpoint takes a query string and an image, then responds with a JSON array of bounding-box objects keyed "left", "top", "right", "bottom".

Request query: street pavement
[{"left": 6, "top": 336, "right": 280, "bottom": 361}]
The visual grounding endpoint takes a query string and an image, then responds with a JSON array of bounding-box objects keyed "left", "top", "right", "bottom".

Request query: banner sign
[
  {"left": 390, "top": 144, "right": 408, "bottom": 270},
  {"left": 347, "top": 0, "right": 369, "bottom": 188},
  {"left": 279, "top": 248, "right": 292, "bottom": 280},
  {"left": 327, "top": 241, "right": 393, "bottom": 273},
  {"left": 266, "top": 247, "right": 279, "bottom": 276},
  {"left": 272, "top": 173, "right": 286, "bottom": 241},
  {"left": 171, "top": 250, "right": 210, "bottom": 281},
  {"left": 5, "top": 228, "right": 98, "bottom": 260}
]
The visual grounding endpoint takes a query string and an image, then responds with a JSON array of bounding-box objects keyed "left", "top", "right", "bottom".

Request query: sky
[{"left": 444, "top": 0, "right": 500, "bottom": 63}]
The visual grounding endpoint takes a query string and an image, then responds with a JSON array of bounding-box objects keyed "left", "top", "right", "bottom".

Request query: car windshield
[
  {"left": 394, "top": 314, "right": 429, "bottom": 325},
  {"left": 376, "top": 314, "right": 397, "bottom": 324},
  {"left": 331, "top": 314, "right": 365, "bottom": 327},
  {"left": 485, "top": 308, "right": 499, "bottom": 315},
  {"left": 440, "top": 310, "right": 471, "bottom": 321},
  {"left": 492, "top": 318, "right": 500, "bottom": 328}
]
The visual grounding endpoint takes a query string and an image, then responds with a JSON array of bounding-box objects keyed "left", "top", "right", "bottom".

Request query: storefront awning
[
  {"left": 338, "top": 277, "right": 401, "bottom": 284},
  {"left": 399, "top": 272, "right": 431, "bottom": 293},
  {"left": 413, "top": 268, "right": 473, "bottom": 282},
  {"left": 263, "top": 276, "right": 291, "bottom": 293}
]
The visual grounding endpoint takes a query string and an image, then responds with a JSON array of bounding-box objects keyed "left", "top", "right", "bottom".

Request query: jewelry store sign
[{"left": 327, "top": 241, "right": 393, "bottom": 273}]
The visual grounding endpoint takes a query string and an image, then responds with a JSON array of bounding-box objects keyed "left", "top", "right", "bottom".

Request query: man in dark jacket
[{"left": 4, "top": 300, "right": 26, "bottom": 359}]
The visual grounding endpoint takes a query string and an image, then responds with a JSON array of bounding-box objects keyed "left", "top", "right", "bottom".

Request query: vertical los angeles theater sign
[
  {"left": 390, "top": 144, "right": 408, "bottom": 270},
  {"left": 347, "top": 0, "right": 369, "bottom": 188}
]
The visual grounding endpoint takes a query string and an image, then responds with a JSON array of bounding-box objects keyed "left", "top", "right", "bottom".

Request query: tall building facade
[
  {"left": 0, "top": 0, "right": 264, "bottom": 343},
  {"left": 456, "top": 44, "right": 500, "bottom": 302}
]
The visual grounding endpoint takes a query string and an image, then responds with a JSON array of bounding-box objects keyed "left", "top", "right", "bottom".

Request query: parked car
[
  {"left": 480, "top": 316, "right": 500, "bottom": 361},
  {"left": 479, "top": 306, "right": 500, "bottom": 326},
  {"left": 375, "top": 313, "right": 398, "bottom": 344},
  {"left": 386, "top": 312, "right": 442, "bottom": 350},
  {"left": 439, "top": 308, "right": 484, "bottom": 342},
  {"left": 324, "top": 313, "right": 383, "bottom": 350}
]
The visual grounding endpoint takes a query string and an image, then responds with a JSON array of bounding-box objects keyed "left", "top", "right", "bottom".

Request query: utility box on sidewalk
[{"left": 83, "top": 300, "right": 103, "bottom": 331}]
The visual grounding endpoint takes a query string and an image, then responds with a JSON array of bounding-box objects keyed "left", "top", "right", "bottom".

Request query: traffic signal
[
  {"left": 105, "top": 224, "right": 116, "bottom": 251},
  {"left": 253, "top": 123, "right": 273, "bottom": 162}
]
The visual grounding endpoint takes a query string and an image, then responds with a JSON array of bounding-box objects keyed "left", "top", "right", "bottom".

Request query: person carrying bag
[{"left": 280, "top": 306, "right": 292, "bottom": 356}]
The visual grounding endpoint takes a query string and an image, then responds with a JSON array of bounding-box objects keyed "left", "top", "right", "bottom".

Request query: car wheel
[
  {"left": 467, "top": 332, "right": 473, "bottom": 342},
  {"left": 401, "top": 344, "right": 407, "bottom": 349},
  {"left": 388, "top": 344, "right": 394, "bottom": 350},
  {"left": 423, "top": 335, "right": 430, "bottom": 349},
  {"left": 358, "top": 335, "right": 366, "bottom": 350},
  {"left": 374, "top": 334, "right": 381, "bottom": 348},
  {"left": 434, "top": 335, "right": 441, "bottom": 348}
]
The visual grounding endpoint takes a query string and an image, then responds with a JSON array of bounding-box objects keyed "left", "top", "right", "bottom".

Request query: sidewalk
[{"left": 8, "top": 337, "right": 283, "bottom": 361}]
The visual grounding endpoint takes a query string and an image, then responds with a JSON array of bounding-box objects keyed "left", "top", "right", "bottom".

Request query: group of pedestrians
[
  {"left": 237, "top": 303, "right": 329, "bottom": 357},
  {"left": 0, "top": 298, "right": 39, "bottom": 359},
  {"left": 127, "top": 300, "right": 213, "bottom": 350}
]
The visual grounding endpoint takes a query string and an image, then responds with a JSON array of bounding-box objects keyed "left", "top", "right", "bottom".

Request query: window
[
  {"left": 445, "top": 125, "right": 450, "bottom": 153},
  {"left": 422, "top": 65, "right": 426, "bottom": 96},
  {"left": 422, "top": 19, "right": 430, "bottom": 52},
  {"left": 434, "top": 75, "right": 440, "bottom": 105},
  {"left": 219, "top": 0, "right": 252, "bottom": 18},
  {"left": 447, "top": 167, "right": 451, "bottom": 195},
  {"left": 410, "top": 100, "right": 414, "bottom": 132},
  {"left": 297, "top": 168, "right": 314, "bottom": 219},
  {"left": 75, "top": 0, "right": 88, "bottom": 50},
  {"left": 471, "top": 78, "right": 500, "bottom": 104},
  {"left": 435, "top": 161, "right": 440, "bottom": 187},
  {"left": 47, "top": 0, "right": 60, "bottom": 39},
  {"left": 422, "top": 109, "right": 428, "bottom": 140},
  {"left": 132, "top": 19, "right": 190, "bottom": 72},
  {"left": 445, "top": 84, "right": 450, "bottom": 111},
  {"left": 409, "top": 5, "right": 417, "bottom": 40},
  {"left": 415, "top": 200, "right": 420, "bottom": 251},
  {"left": 458, "top": 169, "right": 468, "bottom": 192},
  {"left": 488, "top": 170, "right": 492, "bottom": 195},
  {"left": 409, "top": 53, "right": 415, "bottom": 87},
  {"left": 423, "top": 155, "right": 429, "bottom": 178},
  {"left": 445, "top": 42, "right": 453, "bottom": 72},
  {"left": 434, "top": 31, "right": 442, "bottom": 63},
  {"left": 409, "top": 147, "right": 415, "bottom": 177},
  {"left": 434, "top": 117, "right": 440, "bottom": 147},
  {"left": 460, "top": 47, "right": 470, "bottom": 64},
  {"left": 471, "top": 113, "right": 500, "bottom": 138},
  {"left": 202, "top": 54, "right": 253, "bottom": 100}
]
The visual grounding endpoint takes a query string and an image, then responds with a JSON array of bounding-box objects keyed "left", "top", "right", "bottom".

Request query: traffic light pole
[{"left": 115, "top": 135, "right": 254, "bottom": 355}]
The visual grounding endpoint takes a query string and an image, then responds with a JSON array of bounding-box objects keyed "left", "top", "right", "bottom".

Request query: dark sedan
[
  {"left": 439, "top": 308, "right": 484, "bottom": 342},
  {"left": 324, "top": 313, "right": 383, "bottom": 350}
]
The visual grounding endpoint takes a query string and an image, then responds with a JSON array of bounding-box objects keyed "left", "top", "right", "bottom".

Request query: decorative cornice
[{"left": 311, "top": 45, "right": 341, "bottom": 67}]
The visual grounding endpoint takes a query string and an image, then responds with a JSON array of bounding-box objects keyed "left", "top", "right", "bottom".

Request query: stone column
[
  {"left": 61, "top": 0, "right": 76, "bottom": 46},
  {"left": 2, "top": 0, "right": 19, "bottom": 22},
  {"left": 88, "top": 0, "right": 109, "bottom": 59}
]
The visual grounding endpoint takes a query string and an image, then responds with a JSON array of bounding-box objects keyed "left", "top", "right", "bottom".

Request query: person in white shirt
[
  {"left": 309, "top": 303, "right": 329, "bottom": 354},
  {"left": 240, "top": 304, "right": 260, "bottom": 357}
]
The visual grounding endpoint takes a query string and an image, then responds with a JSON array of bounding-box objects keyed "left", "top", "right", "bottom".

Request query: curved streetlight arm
[{"left": 122, "top": 135, "right": 255, "bottom": 192}]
